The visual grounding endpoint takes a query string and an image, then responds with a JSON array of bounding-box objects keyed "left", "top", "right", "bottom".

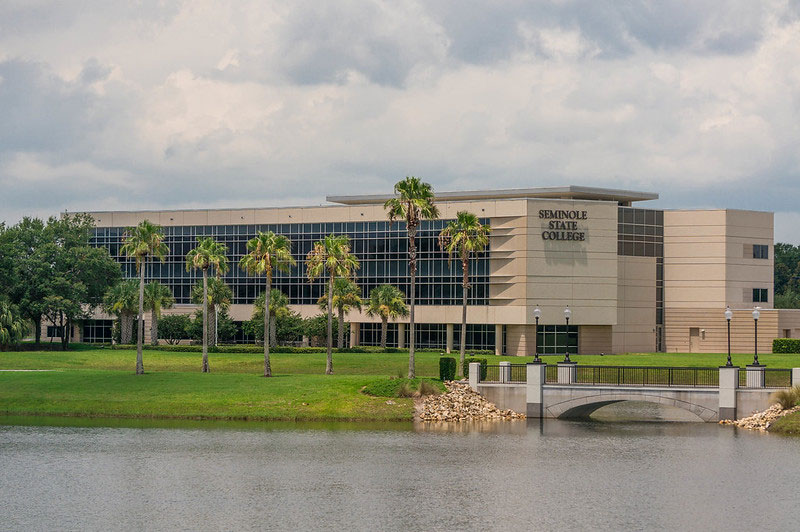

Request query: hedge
[
  {"left": 773, "top": 338, "right": 800, "bottom": 354},
  {"left": 439, "top": 357, "right": 457, "bottom": 381},
  {"left": 463, "top": 357, "right": 488, "bottom": 379}
]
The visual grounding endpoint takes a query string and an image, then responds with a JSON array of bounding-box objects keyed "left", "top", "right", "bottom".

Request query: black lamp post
[
  {"left": 563, "top": 306, "right": 572, "bottom": 363},
  {"left": 533, "top": 306, "right": 542, "bottom": 364},
  {"left": 752, "top": 306, "right": 761, "bottom": 366},
  {"left": 725, "top": 306, "right": 733, "bottom": 367}
]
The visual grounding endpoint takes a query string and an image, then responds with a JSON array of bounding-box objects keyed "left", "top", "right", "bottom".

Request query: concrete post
[
  {"left": 468, "top": 362, "right": 481, "bottom": 391},
  {"left": 446, "top": 323, "right": 454, "bottom": 354},
  {"left": 398, "top": 323, "right": 406, "bottom": 349},
  {"left": 526, "top": 363, "right": 546, "bottom": 418},
  {"left": 557, "top": 362, "right": 577, "bottom": 384},
  {"left": 349, "top": 322, "right": 360, "bottom": 348},
  {"left": 718, "top": 366, "right": 739, "bottom": 421},
  {"left": 499, "top": 361, "right": 511, "bottom": 383},
  {"left": 301, "top": 335, "right": 309, "bottom": 348},
  {"left": 495, "top": 324, "right": 503, "bottom": 356},
  {"left": 792, "top": 368, "right": 800, "bottom": 387},
  {"left": 746, "top": 365, "right": 765, "bottom": 388}
]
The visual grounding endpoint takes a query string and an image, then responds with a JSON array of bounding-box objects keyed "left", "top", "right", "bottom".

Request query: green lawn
[{"left": 2, "top": 347, "right": 799, "bottom": 423}]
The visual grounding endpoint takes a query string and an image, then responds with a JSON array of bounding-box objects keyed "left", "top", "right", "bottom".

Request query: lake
[{"left": 1, "top": 411, "right": 799, "bottom": 531}]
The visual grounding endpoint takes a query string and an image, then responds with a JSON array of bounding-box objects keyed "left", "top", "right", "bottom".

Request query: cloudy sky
[{"left": 1, "top": 1, "right": 799, "bottom": 241}]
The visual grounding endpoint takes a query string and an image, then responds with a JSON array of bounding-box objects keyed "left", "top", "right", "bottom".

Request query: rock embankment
[
  {"left": 418, "top": 381, "right": 525, "bottom": 422},
  {"left": 720, "top": 404, "right": 800, "bottom": 431}
]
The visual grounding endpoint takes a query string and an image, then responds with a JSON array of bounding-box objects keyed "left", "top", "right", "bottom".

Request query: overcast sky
[{"left": 1, "top": 1, "right": 799, "bottom": 242}]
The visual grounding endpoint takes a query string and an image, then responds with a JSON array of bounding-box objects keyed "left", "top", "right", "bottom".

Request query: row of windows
[
  {"left": 83, "top": 320, "right": 113, "bottom": 343},
  {"left": 93, "top": 220, "right": 490, "bottom": 307},
  {"left": 358, "top": 323, "right": 496, "bottom": 351},
  {"left": 537, "top": 325, "right": 579, "bottom": 355}
]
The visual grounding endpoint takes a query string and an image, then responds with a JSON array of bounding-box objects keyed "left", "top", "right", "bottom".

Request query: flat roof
[{"left": 327, "top": 186, "right": 658, "bottom": 205}]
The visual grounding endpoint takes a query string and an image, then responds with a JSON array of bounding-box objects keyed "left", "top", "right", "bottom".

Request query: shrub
[
  {"left": 439, "top": 357, "right": 457, "bottom": 381},
  {"left": 463, "top": 357, "right": 488, "bottom": 380},
  {"left": 771, "top": 385, "right": 800, "bottom": 409},
  {"left": 397, "top": 381, "right": 415, "bottom": 398},
  {"left": 158, "top": 314, "right": 191, "bottom": 345},
  {"left": 418, "top": 380, "right": 442, "bottom": 396},
  {"left": 773, "top": 338, "right": 800, "bottom": 354}
]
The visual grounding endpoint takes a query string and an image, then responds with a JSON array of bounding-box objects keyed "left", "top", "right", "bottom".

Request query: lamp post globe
[
  {"left": 752, "top": 306, "right": 760, "bottom": 366},
  {"left": 725, "top": 306, "right": 733, "bottom": 367},
  {"left": 533, "top": 306, "right": 542, "bottom": 364},
  {"left": 563, "top": 306, "right": 572, "bottom": 363}
]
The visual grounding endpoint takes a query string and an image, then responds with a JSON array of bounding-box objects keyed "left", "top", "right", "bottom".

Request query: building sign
[{"left": 539, "top": 209, "right": 587, "bottom": 241}]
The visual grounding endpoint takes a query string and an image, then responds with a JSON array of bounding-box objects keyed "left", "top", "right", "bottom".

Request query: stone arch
[{"left": 546, "top": 392, "right": 718, "bottom": 422}]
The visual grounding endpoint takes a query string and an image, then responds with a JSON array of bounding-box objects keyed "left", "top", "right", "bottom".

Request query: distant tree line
[{"left": 775, "top": 243, "right": 800, "bottom": 309}]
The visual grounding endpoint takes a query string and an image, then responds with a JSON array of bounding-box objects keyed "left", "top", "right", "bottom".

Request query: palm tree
[
  {"left": 252, "top": 289, "right": 290, "bottom": 347},
  {"left": 365, "top": 285, "right": 409, "bottom": 349},
  {"left": 384, "top": 176, "right": 439, "bottom": 378},
  {"left": 0, "top": 300, "right": 26, "bottom": 349},
  {"left": 191, "top": 277, "right": 233, "bottom": 347},
  {"left": 439, "top": 211, "right": 491, "bottom": 376},
  {"left": 318, "top": 278, "right": 363, "bottom": 349},
  {"left": 103, "top": 280, "right": 140, "bottom": 344},
  {"left": 306, "top": 234, "right": 360, "bottom": 374},
  {"left": 143, "top": 281, "right": 175, "bottom": 346},
  {"left": 121, "top": 220, "right": 169, "bottom": 374},
  {"left": 186, "top": 237, "right": 229, "bottom": 373},
  {"left": 239, "top": 231, "right": 296, "bottom": 377}
]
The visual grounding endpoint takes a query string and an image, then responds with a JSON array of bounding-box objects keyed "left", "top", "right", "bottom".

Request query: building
[{"left": 58, "top": 186, "right": 800, "bottom": 355}]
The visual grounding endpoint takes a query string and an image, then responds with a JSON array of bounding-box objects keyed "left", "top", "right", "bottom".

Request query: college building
[{"left": 56, "top": 186, "right": 800, "bottom": 355}]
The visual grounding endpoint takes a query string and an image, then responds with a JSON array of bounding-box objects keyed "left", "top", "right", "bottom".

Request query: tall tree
[
  {"left": 318, "top": 278, "right": 363, "bottom": 349},
  {"left": 5, "top": 218, "right": 49, "bottom": 344},
  {"left": 121, "top": 220, "right": 169, "bottom": 374},
  {"left": 365, "top": 285, "right": 409, "bottom": 349},
  {"left": 439, "top": 211, "right": 491, "bottom": 375},
  {"left": 306, "top": 234, "right": 360, "bottom": 374},
  {"left": 103, "top": 280, "right": 140, "bottom": 344},
  {"left": 191, "top": 277, "right": 233, "bottom": 347},
  {"left": 384, "top": 176, "right": 439, "bottom": 378},
  {"left": 185, "top": 237, "right": 229, "bottom": 373},
  {"left": 144, "top": 281, "right": 175, "bottom": 346},
  {"left": 0, "top": 300, "right": 27, "bottom": 350},
  {"left": 239, "top": 231, "right": 296, "bottom": 377},
  {"left": 249, "top": 289, "right": 290, "bottom": 347}
]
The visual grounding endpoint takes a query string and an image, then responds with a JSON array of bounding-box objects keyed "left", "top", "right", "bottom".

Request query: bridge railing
[
  {"left": 739, "top": 368, "right": 792, "bottom": 388},
  {"left": 483, "top": 364, "right": 527, "bottom": 383},
  {"left": 547, "top": 365, "right": 720, "bottom": 387}
]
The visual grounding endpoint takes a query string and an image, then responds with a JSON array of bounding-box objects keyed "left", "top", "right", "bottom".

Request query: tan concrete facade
[{"left": 60, "top": 187, "right": 786, "bottom": 355}]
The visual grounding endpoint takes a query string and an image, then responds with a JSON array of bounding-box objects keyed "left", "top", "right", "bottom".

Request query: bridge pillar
[
  {"left": 468, "top": 362, "right": 481, "bottom": 391},
  {"left": 557, "top": 362, "right": 577, "bottom": 384},
  {"left": 792, "top": 368, "right": 800, "bottom": 387},
  {"left": 526, "top": 363, "right": 546, "bottom": 418},
  {"left": 745, "top": 365, "right": 765, "bottom": 388},
  {"left": 718, "top": 366, "right": 739, "bottom": 421},
  {"left": 499, "top": 361, "right": 511, "bottom": 383}
]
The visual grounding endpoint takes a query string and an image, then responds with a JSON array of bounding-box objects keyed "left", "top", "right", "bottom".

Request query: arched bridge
[{"left": 469, "top": 362, "right": 799, "bottom": 422}]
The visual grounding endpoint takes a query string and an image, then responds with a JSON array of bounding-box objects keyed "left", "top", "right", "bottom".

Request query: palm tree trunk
[
  {"left": 136, "top": 264, "right": 145, "bottom": 374},
  {"left": 408, "top": 229, "right": 416, "bottom": 379},
  {"left": 381, "top": 317, "right": 387, "bottom": 349},
  {"left": 151, "top": 309, "right": 159, "bottom": 346},
  {"left": 460, "top": 256, "right": 468, "bottom": 377},
  {"left": 263, "top": 276, "right": 272, "bottom": 377},
  {"left": 326, "top": 276, "right": 334, "bottom": 374},
  {"left": 208, "top": 304, "right": 217, "bottom": 347},
  {"left": 202, "top": 269, "right": 209, "bottom": 373},
  {"left": 337, "top": 308, "right": 345, "bottom": 349},
  {"left": 270, "top": 318, "right": 276, "bottom": 348},
  {"left": 121, "top": 313, "right": 132, "bottom": 344},
  {"left": 34, "top": 316, "right": 41, "bottom": 345}
]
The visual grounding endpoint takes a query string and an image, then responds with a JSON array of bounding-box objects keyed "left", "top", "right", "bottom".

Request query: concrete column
[
  {"left": 499, "top": 361, "right": 511, "bottom": 383},
  {"left": 349, "top": 322, "right": 360, "bottom": 348},
  {"left": 526, "top": 363, "right": 546, "bottom": 418},
  {"left": 718, "top": 366, "right": 739, "bottom": 421},
  {"left": 557, "top": 362, "right": 577, "bottom": 384},
  {"left": 446, "top": 323, "right": 454, "bottom": 354},
  {"left": 398, "top": 323, "right": 406, "bottom": 349},
  {"left": 495, "top": 324, "right": 503, "bottom": 356},
  {"left": 301, "top": 336, "right": 309, "bottom": 348},
  {"left": 746, "top": 365, "right": 765, "bottom": 388},
  {"left": 468, "top": 362, "right": 481, "bottom": 391},
  {"left": 792, "top": 368, "right": 800, "bottom": 387}
]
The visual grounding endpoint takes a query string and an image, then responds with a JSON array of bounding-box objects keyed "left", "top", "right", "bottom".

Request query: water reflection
[{"left": 1, "top": 416, "right": 799, "bottom": 531}]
